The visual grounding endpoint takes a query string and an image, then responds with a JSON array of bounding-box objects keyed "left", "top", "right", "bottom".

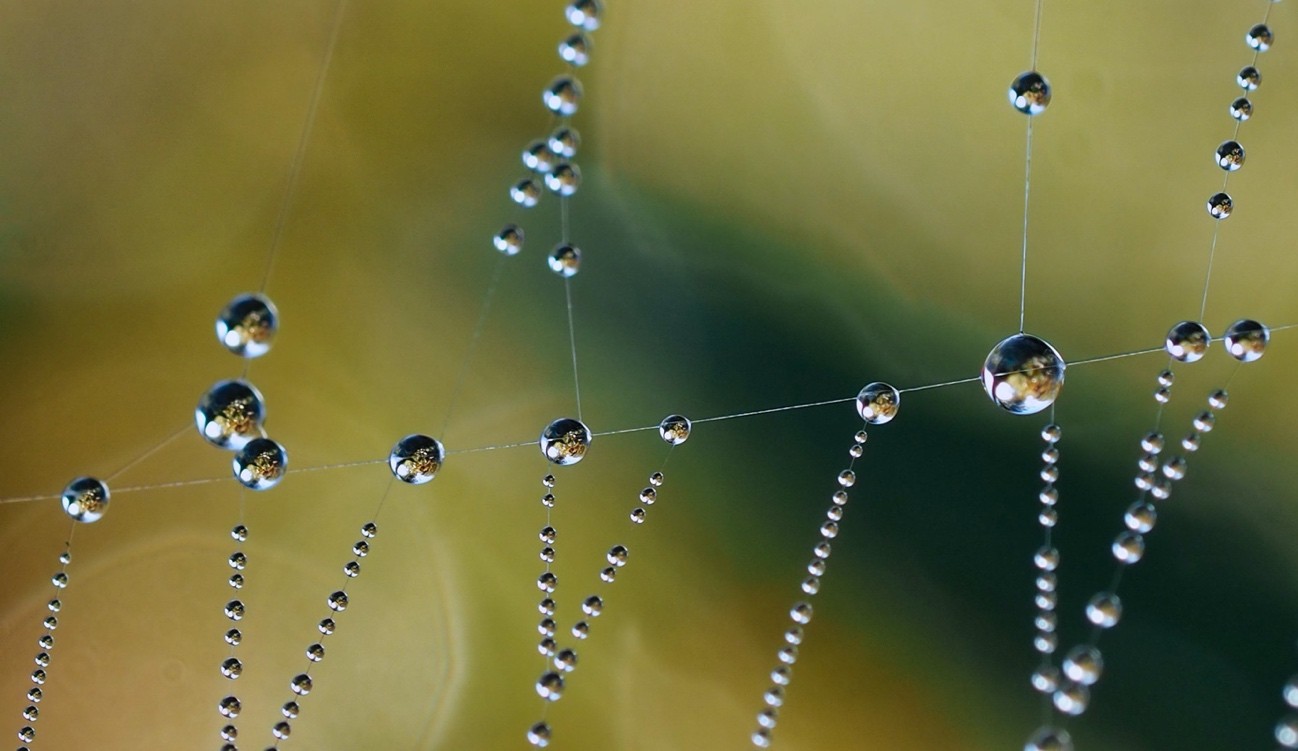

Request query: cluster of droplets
[
  {"left": 750, "top": 390, "right": 892, "bottom": 749},
  {"left": 1028, "top": 423, "right": 1063, "bottom": 680},
  {"left": 12, "top": 544, "right": 71, "bottom": 750},
  {"left": 1203, "top": 12, "right": 1277, "bottom": 221},
  {"left": 217, "top": 522, "right": 250, "bottom": 750},
  {"left": 1275, "top": 670, "right": 1298, "bottom": 748},
  {"left": 528, "top": 414, "right": 689, "bottom": 747},
  {"left": 499, "top": 0, "right": 604, "bottom": 282}
]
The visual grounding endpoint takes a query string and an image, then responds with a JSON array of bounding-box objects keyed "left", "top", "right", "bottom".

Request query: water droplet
[
  {"left": 57, "top": 475, "right": 110, "bottom": 524},
  {"left": 538, "top": 618, "right": 557, "bottom": 637},
  {"left": 290, "top": 673, "right": 313, "bottom": 696},
  {"left": 1247, "top": 24, "right": 1274, "bottom": 51},
  {"left": 30, "top": 669, "right": 46, "bottom": 684},
  {"left": 319, "top": 618, "right": 336, "bottom": 635},
  {"left": 1157, "top": 370, "right": 1174, "bottom": 388},
  {"left": 51, "top": 572, "right": 68, "bottom": 589},
  {"left": 558, "top": 32, "right": 591, "bottom": 66},
  {"left": 790, "top": 602, "right": 813, "bottom": 625},
  {"left": 600, "top": 566, "right": 617, "bottom": 582},
  {"left": 538, "top": 637, "right": 557, "bottom": 657},
  {"left": 1040, "top": 466, "right": 1059, "bottom": 483},
  {"left": 1181, "top": 432, "right": 1201, "bottom": 453},
  {"left": 233, "top": 437, "right": 288, "bottom": 490},
  {"left": 220, "top": 725, "right": 237, "bottom": 741},
  {"left": 59, "top": 551, "right": 70, "bottom": 564},
  {"left": 33, "top": 653, "right": 49, "bottom": 667},
  {"left": 981, "top": 334, "right": 1065, "bottom": 414},
  {"left": 228, "top": 551, "right": 247, "bottom": 570},
  {"left": 1207, "top": 192, "right": 1233, "bottom": 219},
  {"left": 1009, "top": 71, "right": 1052, "bottom": 115},
  {"left": 18, "top": 727, "right": 35, "bottom": 743},
  {"left": 1283, "top": 676, "right": 1298, "bottom": 708},
  {"left": 225, "top": 628, "right": 242, "bottom": 646},
  {"left": 820, "top": 521, "right": 839, "bottom": 539},
  {"left": 523, "top": 140, "right": 557, "bottom": 173},
  {"left": 540, "top": 417, "right": 592, "bottom": 465},
  {"left": 572, "top": 620, "right": 590, "bottom": 639},
  {"left": 1140, "top": 432, "right": 1165, "bottom": 455},
  {"left": 1224, "top": 319, "right": 1269, "bottom": 362},
  {"left": 659, "top": 414, "right": 691, "bottom": 445},
  {"left": 216, "top": 293, "right": 278, "bottom": 358},
  {"left": 771, "top": 667, "right": 792, "bottom": 686},
  {"left": 362, "top": 522, "right": 378, "bottom": 538},
  {"left": 1207, "top": 390, "right": 1229, "bottom": 411},
  {"left": 1165, "top": 321, "right": 1211, "bottom": 362},
  {"left": 543, "top": 475, "right": 557, "bottom": 488},
  {"left": 220, "top": 657, "right": 243, "bottom": 679},
  {"left": 554, "top": 648, "right": 578, "bottom": 672},
  {"left": 826, "top": 506, "right": 844, "bottom": 521},
  {"left": 1038, "top": 508, "right": 1058, "bottom": 527},
  {"left": 565, "top": 0, "right": 603, "bottom": 31},
  {"left": 582, "top": 595, "right": 604, "bottom": 617},
  {"left": 218, "top": 696, "right": 241, "bottom": 718},
  {"left": 1063, "top": 646, "right": 1104, "bottom": 685},
  {"left": 196, "top": 379, "right": 267, "bottom": 450},
  {"left": 306, "top": 643, "right": 325, "bottom": 662},
  {"left": 536, "top": 671, "right": 565, "bottom": 701},
  {"left": 837, "top": 470, "right": 856, "bottom": 488},
  {"left": 37, "top": 634, "right": 53, "bottom": 649},
  {"left": 855, "top": 430, "right": 869, "bottom": 443},
  {"left": 527, "top": 721, "right": 552, "bottom": 748},
  {"left": 20, "top": 706, "right": 37, "bottom": 723},
  {"left": 1153, "top": 387, "right": 1171, "bottom": 404},
  {"left": 543, "top": 76, "right": 583, "bottom": 116},
  {"left": 801, "top": 577, "right": 820, "bottom": 595},
  {"left": 1035, "top": 612, "right": 1057, "bottom": 632},
  {"left": 231, "top": 524, "right": 249, "bottom": 542},
  {"left": 856, "top": 382, "right": 900, "bottom": 424},
  {"left": 1277, "top": 715, "right": 1298, "bottom": 747},
  {"left": 1112, "top": 531, "right": 1145, "bottom": 564},
  {"left": 344, "top": 560, "right": 361, "bottom": 578},
  {"left": 539, "top": 547, "right": 556, "bottom": 564},
  {"left": 494, "top": 224, "right": 525, "bottom": 256},
  {"left": 1193, "top": 411, "right": 1216, "bottom": 433},
  {"left": 649, "top": 471, "right": 664, "bottom": 487},
  {"left": 544, "top": 162, "right": 581, "bottom": 196},
  {"left": 630, "top": 508, "right": 646, "bottom": 524},
  {"left": 27, "top": 688, "right": 42, "bottom": 703},
  {"left": 757, "top": 708, "right": 778, "bottom": 729},
  {"left": 1052, "top": 682, "right": 1090, "bottom": 715},
  {"left": 1025, "top": 726, "right": 1074, "bottom": 751},
  {"left": 1031, "top": 667, "right": 1060, "bottom": 694},
  {"left": 549, "top": 127, "right": 581, "bottom": 158},
  {"left": 752, "top": 729, "right": 773, "bottom": 747},
  {"left": 1230, "top": 97, "right": 1253, "bottom": 121},
  {"left": 228, "top": 573, "right": 245, "bottom": 589},
  {"left": 1086, "top": 592, "right": 1122, "bottom": 628},
  {"left": 1162, "top": 457, "right": 1187, "bottom": 481},
  {"left": 224, "top": 600, "right": 245, "bottom": 621},
  {"left": 1036, "top": 573, "right": 1057, "bottom": 593},
  {"left": 1041, "top": 446, "right": 1059, "bottom": 464},
  {"left": 1039, "top": 487, "right": 1058, "bottom": 506},
  {"left": 607, "top": 545, "right": 629, "bottom": 567},
  {"left": 388, "top": 434, "right": 445, "bottom": 484},
  {"left": 849, "top": 443, "right": 864, "bottom": 458},
  {"left": 1238, "top": 65, "right": 1262, "bottom": 90},
  {"left": 510, "top": 178, "right": 541, "bottom": 207},
  {"left": 538, "top": 572, "right": 557, "bottom": 593},
  {"left": 813, "top": 541, "right": 832, "bottom": 559},
  {"left": 273, "top": 722, "right": 292, "bottom": 740},
  {"left": 1215, "top": 140, "right": 1246, "bottom": 171},
  {"left": 1034, "top": 546, "right": 1060, "bottom": 571},
  {"left": 764, "top": 685, "right": 786, "bottom": 707},
  {"left": 832, "top": 490, "right": 848, "bottom": 506},
  {"left": 353, "top": 540, "right": 370, "bottom": 557},
  {"left": 538, "top": 598, "right": 557, "bottom": 617},
  {"left": 1034, "top": 632, "right": 1057, "bottom": 654},
  {"left": 640, "top": 487, "right": 657, "bottom": 504},
  {"left": 327, "top": 591, "right": 349, "bottom": 612},
  {"left": 539, "top": 526, "right": 557, "bottom": 544}
]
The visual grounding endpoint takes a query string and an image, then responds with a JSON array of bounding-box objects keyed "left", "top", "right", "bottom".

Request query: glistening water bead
[
  {"left": 1165, "top": 321, "right": 1211, "bottom": 362},
  {"left": 659, "top": 415, "right": 691, "bottom": 445},
  {"left": 548, "top": 244, "right": 581, "bottom": 278},
  {"left": 1247, "top": 24, "right": 1274, "bottom": 53},
  {"left": 540, "top": 417, "right": 592, "bottom": 465},
  {"left": 542, "top": 76, "right": 583, "bottom": 117},
  {"left": 544, "top": 162, "right": 581, "bottom": 197},
  {"left": 856, "top": 382, "right": 900, "bottom": 424},
  {"left": 1224, "top": 319, "right": 1269, "bottom": 362},
  {"left": 494, "top": 224, "right": 525, "bottom": 256},
  {"left": 388, "top": 434, "right": 445, "bottom": 484},
  {"left": 1215, "top": 140, "right": 1245, "bottom": 172},
  {"left": 232, "top": 437, "right": 288, "bottom": 490},
  {"left": 196, "top": 379, "right": 267, "bottom": 450},
  {"left": 60, "top": 476, "right": 110, "bottom": 523},
  {"left": 565, "top": 0, "right": 602, "bottom": 31},
  {"left": 980, "top": 334, "right": 1065, "bottom": 415},
  {"left": 1025, "top": 726, "right": 1074, "bottom": 751},
  {"left": 215, "top": 293, "right": 278, "bottom": 358},
  {"left": 1009, "top": 71, "right": 1052, "bottom": 115},
  {"left": 1207, "top": 192, "right": 1233, "bottom": 219}
]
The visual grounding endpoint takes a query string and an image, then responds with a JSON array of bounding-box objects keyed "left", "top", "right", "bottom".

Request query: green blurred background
[{"left": 1, "top": 1, "right": 1297, "bottom": 749}]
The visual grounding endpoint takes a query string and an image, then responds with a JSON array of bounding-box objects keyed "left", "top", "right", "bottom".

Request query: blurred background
[{"left": 1, "top": 1, "right": 1296, "bottom": 749}]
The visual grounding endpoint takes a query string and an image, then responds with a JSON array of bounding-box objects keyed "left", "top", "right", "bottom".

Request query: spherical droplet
[
  {"left": 856, "top": 382, "right": 900, "bottom": 424},
  {"left": 1031, "top": 667, "right": 1061, "bottom": 694},
  {"left": 218, "top": 696, "right": 242, "bottom": 718},
  {"left": 1086, "top": 592, "right": 1122, "bottom": 628},
  {"left": 232, "top": 437, "right": 288, "bottom": 490},
  {"left": 196, "top": 379, "right": 266, "bottom": 450},
  {"left": 50, "top": 573, "right": 68, "bottom": 589},
  {"left": 565, "top": 0, "right": 603, "bottom": 31},
  {"left": 607, "top": 545, "right": 629, "bottom": 567},
  {"left": 1034, "top": 546, "right": 1060, "bottom": 572},
  {"left": 572, "top": 621, "right": 590, "bottom": 639},
  {"left": 18, "top": 726, "right": 35, "bottom": 743},
  {"left": 1165, "top": 321, "right": 1211, "bottom": 362},
  {"left": 224, "top": 600, "right": 245, "bottom": 621},
  {"left": 1230, "top": 97, "right": 1253, "bottom": 121},
  {"left": 1112, "top": 531, "right": 1145, "bottom": 564},
  {"left": 523, "top": 140, "right": 557, "bottom": 173},
  {"left": 353, "top": 540, "right": 370, "bottom": 557},
  {"left": 544, "top": 162, "right": 581, "bottom": 197},
  {"left": 540, "top": 417, "right": 592, "bottom": 465},
  {"left": 220, "top": 725, "right": 237, "bottom": 741},
  {"left": 231, "top": 524, "right": 249, "bottom": 542},
  {"left": 27, "top": 687, "right": 42, "bottom": 703},
  {"left": 343, "top": 561, "right": 360, "bottom": 578},
  {"left": 228, "top": 551, "right": 247, "bottom": 570},
  {"left": 790, "top": 602, "right": 813, "bottom": 625},
  {"left": 536, "top": 671, "right": 565, "bottom": 701},
  {"left": 1247, "top": 24, "right": 1274, "bottom": 52},
  {"left": 753, "top": 729, "right": 773, "bottom": 747},
  {"left": 837, "top": 470, "right": 856, "bottom": 488},
  {"left": 511, "top": 178, "right": 541, "bottom": 207},
  {"left": 554, "top": 648, "right": 578, "bottom": 673},
  {"left": 1277, "top": 715, "right": 1298, "bottom": 748},
  {"left": 1238, "top": 65, "right": 1262, "bottom": 91},
  {"left": 220, "top": 657, "right": 243, "bottom": 679},
  {"left": 1025, "top": 726, "right": 1074, "bottom": 751},
  {"left": 1062, "top": 646, "right": 1104, "bottom": 686},
  {"left": 1224, "top": 319, "right": 1269, "bottom": 362},
  {"left": 290, "top": 673, "right": 313, "bottom": 696},
  {"left": 548, "top": 127, "right": 581, "bottom": 158},
  {"left": 548, "top": 244, "right": 581, "bottom": 277},
  {"left": 981, "top": 334, "right": 1066, "bottom": 415},
  {"left": 362, "top": 522, "right": 378, "bottom": 538},
  {"left": 388, "top": 434, "right": 445, "bottom": 484},
  {"left": 1207, "top": 389, "right": 1229, "bottom": 411},
  {"left": 1052, "top": 682, "right": 1090, "bottom": 716},
  {"left": 60, "top": 476, "right": 110, "bottom": 523},
  {"left": 538, "top": 618, "right": 557, "bottom": 638},
  {"left": 494, "top": 224, "right": 525, "bottom": 256},
  {"left": 538, "top": 572, "right": 558, "bottom": 593},
  {"left": 318, "top": 617, "right": 336, "bottom": 635},
  {"left": 1009, "top": 71, "right": 1052, "bottom": 115},
  {"left": 216, "top": 293, "right": 278, "bottom": 358},
  {"left": 600, "top": 567, "right": 617, "bottom": 582},
  {"left": 225, "top": 628, "right": 242, "bottom": 646},
  {"left": 558, "top": 33, "right": 591, "bottom": 66},
  {"left": 327, "top": 591, "right": 349, "bottom": 612},
  {"left": 272, "top": 722, "right": 292, "bottom": 740},
  {"left": 630, "top": 508, "right": 646, "bottom": 524},
  {"left": 582, "top": 595, "right": 604, "bottom": 617},
  {"left": 1207, "top": 192, "right": 1233, "bottom": 219},
  {"left": 528, "top": 721, "right": 552, "bottom": 747},
  {"left": 543, "top": 76, "right": 583, "bottom": 116},
  {"left": 659, "top": 414, "right": 691, "bottom": 445},
  {"left": 539, "top": 526, "right": 557, "bottom": 544},
  {"left": 1215, "top": 140, "right": 1246, "bottom": 171}
]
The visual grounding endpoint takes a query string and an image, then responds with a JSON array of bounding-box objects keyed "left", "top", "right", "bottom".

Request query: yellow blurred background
[{"left": 1, "top": 1, "right": 1296, "bottom": 749}]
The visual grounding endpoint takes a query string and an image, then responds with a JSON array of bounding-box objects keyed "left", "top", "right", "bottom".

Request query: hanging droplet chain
[{"left": 13, "top": 537, "right": 72, "bottom": 749}]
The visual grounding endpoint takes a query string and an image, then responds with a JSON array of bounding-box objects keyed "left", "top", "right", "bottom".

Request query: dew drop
[
  {"left": 837, "top": 470, "right": 856, "bottom": 488},
  {"left": 544, "top": 162, "right": 581, "bottom": 196},
  {"left": 536, "top": 672, "right": 565, "bottom": 701},
  {"left": 1165, "top": 321, "right": 1211, "bottom": 362},
  {"left": 554, "top": 648, "right": 578, "bottom": 673},
  {"left": 1112, "top": 531, "right": 1145, "bottom": 564},
  {"left": 1025, "top": 725, "right": 1074, "bottom": 751},
  {"left": 1034, "top": 546, "right": 1060, "bottom": 571},
  {"left": 494, "top": 224, "right": 525, "bottom": 256},
  {"left": 543, "top": 76, "right": 583, "bottom": 116},
  {"left": 582, "top": 595, "right": 604, "bottom": 617},
  {"left": 630, "top": 508, "right": 646, "bottom": 524},
  {"left": 600, "top": 566, "right": 617, "bottom": 582},
  {"left": 640, "top": 487, "right": 657, "bottom": 504},
  {"left": 220, "top": 657, "right": 243, "bottom": 679},
  {"left": 1031, "top": 666, "right": 1061, "bottom": 694},
  {"left": 522, "top": 140, "right": 556, "bottom": 173},
  {"left": 1247, "top": 24, "right": 1274, "bottom": 52},
  {"left": 538, "top": 573, "right": 558, "bottom": 593},
  {"left": 527, "top": 721, "right": 552, "bottom": 748},
  {"left": 540, "top": 417, "right": 591, "bottom": 465},
  {"left": 196, "top": 380, "right": 266, "bottom": 451},
  {"left": 290, "top": 673, "right": 313, "bottom": 696},
  {"left": 1206, "top": 192, "right": 1233, "bottom": 219},
  {"left": 388, "top": 434, "right": 445, "bottom": 484},
  {"left": 362, "top": 522, "right": 378, "bottom": 538},
  {"left": 231, "top": 524, "right": 249, "bottom": 542},
  {"left": 548, "top": 127, "right": 581, "bottom": 158},
  {"left": 510, "top": 178, "right": 541, "bottom": 207},
  {"left": 224, "top": 600, "right": 245, "bottom": 621},
  {"left": 273, "top": 722, "right": 292, "bottom": 740},
  {"left": 1062, "top": 646, "right": 1104, "bottom": 685},
  {"left": 981, "top": 334, "right": 1065, "bottom": 414},
  {"left": 572, "top": 621, "right": 590, "bottom": 639},
  {"left": 327, "top": 591, "right": 349, "bottom": 612},
  {"left": 224, "top": 628, "right": 242, "bottom": 646},
  {"left": 855, "top": 382, "right": 900, "bottom": 424},
  {"left": 659, "top": 414, "right": 691, "bottom": 445},
  {"left": 218, "top": 696, "right": 241, "bottom": 718},
  {"left": 1052, "top": 682, "right": 1090, "bottom": 715},
  {"left": 1215, "top": 140, "right": 1245, "bottom": 171},
  {"left": 60, "top": 476, "right": 110, "bottom": 524},
  {"left": 558, "top": 33, "right": 591, "bottom": 66},
  {"left": 1009, "top": 71, "right": 1052, "bottom": 115},
  {"left": 1238, "top": 65, "right": 1262, "bottom": 91},
  {"left": 1229, "top": 97, "right": 1253, "bottom": 121},
  {"left": 216, "top": 293, "right": 278, "bottom": 358},
  {"left": 1086, "top": 592, "right": 1122, "bottom": 628},
  {"left": 318, "top": 617, "right": 336, "bottom": 635},
  {"left": 607, "top": 545, "right": 629, "bottom": 567},
  {"left": 1277, "top": 716, "right": 1298, "bottom": 748},
  {"left": 790, "top": 602, "right": 813, "bottom": 625},
  {"left": 1224, "top": 319, "right": 1269, "bottom": 362},
  {"left": 565, "top": 0, "right": 603, "bottom": 31},
  {"left": 649, "top": 471, "right": 664, "bottom": 487}
]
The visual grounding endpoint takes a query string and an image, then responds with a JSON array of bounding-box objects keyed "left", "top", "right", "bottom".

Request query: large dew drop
[
  {"left": 1224, "top": 319, "right": 1269, "bottom": 362},
  {"left": 981, "top": 334, "right": 1065, "bottom": 415},
  {"left": 216, "top": 293, "right": 278, "bottom": 358},
  {"left": 60, "top": 477, "right": 110, "bottom": 523},
  {"left": 540, "top": 418, "right": 592, "bottom": 466},
  {"left": 388, "top": 434, "right": 445, "bottom": 484},
  {"left": 1165, "top": 321, "right": 1211, "bottom": 362},
  {"left": 196, "top": 380, "right": 267, "bottom": 450},
  {"left": 1009, "top": 71, "right": 1051, "bottom": 115},
  {"left": 232, "top": 437, "right": 288, "bottom": 490},
  {"left": 855, "top": 383, "right": 900, "bottom": 424}
]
